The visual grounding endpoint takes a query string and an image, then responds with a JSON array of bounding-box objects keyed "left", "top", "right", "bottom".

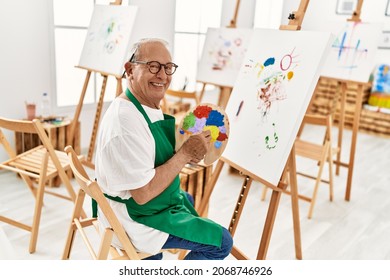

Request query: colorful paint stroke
[
  {"left": 244, "top": 48, "right": 298, "bottom": 121},
  {"left": 87, "top": 16, "right": 126, "bottom": 55},
  {"left": 179, "top": 105, "right": 228, "bottom": 149},
  {"left": 264, "top": 123, "right": 279, "bottom": 150},
  {"left": 197, "top": 28, "right": 253, "bottom": 88},
  {"left": 320, "top": 21, "right": 382, "bottom": 83},
  {"left": 78, "top": 5, "right": 138, "bottom": 76},
  {"left": 331, "top": 22, "right": 368, "bottom": 70},
  {"left": 209, "top": 35, "right": 246, "bottom": 71}
]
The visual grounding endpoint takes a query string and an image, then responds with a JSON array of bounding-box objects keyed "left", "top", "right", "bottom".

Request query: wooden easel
[
  {"left": 195, "top": 0, "right": 242, "bottom": 109},
  {"left": 196, "top": 80, "right": 232, "bottom": 109},
  {"left": 323, "top": 0, "right": 366, "bottom": 201},
  {"left": 332, "top": 80, "right": 368, "bottom": 201},
  {"left": 67, "top": 0, "right": 124, "bottom": 169},
  {"left": 197, "top": 0, "right": 312, "bottom": 260}
]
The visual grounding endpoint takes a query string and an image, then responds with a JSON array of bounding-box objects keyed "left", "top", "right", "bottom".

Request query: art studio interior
[{"left": 1, "top": 0, "right": 390, "bottom": 261}]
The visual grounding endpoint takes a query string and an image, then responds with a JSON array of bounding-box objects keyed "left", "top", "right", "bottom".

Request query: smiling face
[{"left": 125, "top": 41, "right": 173, "bottom": 109}]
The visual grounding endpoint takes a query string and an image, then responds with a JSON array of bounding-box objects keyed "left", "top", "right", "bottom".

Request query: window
[
  {"left": 172, "top": 0, "right": 223, "bottom": 91},
  {"left": 52, "top": 0, "right": 122, "bottom": 108}
]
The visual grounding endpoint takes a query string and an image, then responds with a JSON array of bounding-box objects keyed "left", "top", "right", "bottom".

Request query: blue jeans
[
  {"left": 143, "top": 192, "right": 233, "bottom": 260},
  {"left": 143, "top": 227, "right": 233, "bottom": 260}
]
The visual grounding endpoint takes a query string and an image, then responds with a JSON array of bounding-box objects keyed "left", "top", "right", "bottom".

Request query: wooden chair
[
  {"left": 0, "top": 117, "right": 83, "bottom": 253},
  {"left": 63, "top": 145, "right": 155, "bottom": 260},
  {"left": 294, "top": 114, "right": 337, "bottom": 218},
  {"left": 161, "top": 88, "right": 200, "bottom": 127},
  {"left": 261, "top": 114, "right": 337, "bottom": 219}
]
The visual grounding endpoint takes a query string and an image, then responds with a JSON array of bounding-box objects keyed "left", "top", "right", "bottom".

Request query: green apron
[{"left": 101, "top": 89, "right": 222, "bottom": 247}]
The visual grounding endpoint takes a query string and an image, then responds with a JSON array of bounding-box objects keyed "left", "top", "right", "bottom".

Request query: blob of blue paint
[
  {"left": 214, "top": 141, "right": 222, "bottom": 149},
  {"left": 264, "top": 57, "right": 275, "bottom": 67},
  {"left": 179, "top": 129, "right": 185, "bottom": 134},
  {"left": 206, "top": 110, "right": 224, "bottom": 127}
]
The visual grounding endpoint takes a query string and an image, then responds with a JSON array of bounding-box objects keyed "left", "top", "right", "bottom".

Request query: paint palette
[{"left": 175, "top": 103, "right": 230, "bottom": 165}]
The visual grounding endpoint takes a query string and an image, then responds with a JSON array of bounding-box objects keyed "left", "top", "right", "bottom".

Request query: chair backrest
[
  {"left": 0, "top": 118, "right": 75, "bottom": 196},
  {"left": 0, "top": 117, "right": 60, "bottom": 158},
  {"left": 162, "top": 88, "right": 200, "bottom": 114},
  {"left": 64, "top": 145, "right": 140, "bottom": 260},
  {"left": 0, "top": 117, "right": 38, "bottom": 158},
  {"left": 166, "top": 88, "right": 200, "bottom": 103},
  {"left": 297, "top": 113, "right": 333, "bottom": 143}
]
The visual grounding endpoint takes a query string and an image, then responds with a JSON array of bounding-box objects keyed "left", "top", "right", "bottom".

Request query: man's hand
[{"left": 180, "top": 130, "right": 211, "bottom": 163}]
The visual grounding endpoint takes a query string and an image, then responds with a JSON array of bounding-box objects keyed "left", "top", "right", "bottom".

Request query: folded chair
[
  {"left": 293, "top": 114, "right": 337, "bottom": 218},
  {"left": 63, "top": 145, "right": 153, "bottom": 260},
  {"left": 261, "top": 114, "right": 337, "bottom": 219},
  {"left": 0, "top": 117, "right": 83, "bottom": 253}
]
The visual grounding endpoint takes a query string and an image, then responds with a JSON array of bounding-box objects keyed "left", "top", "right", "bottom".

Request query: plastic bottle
[{"left": 41, "top": 92, "right": 51, "bottom": 119}]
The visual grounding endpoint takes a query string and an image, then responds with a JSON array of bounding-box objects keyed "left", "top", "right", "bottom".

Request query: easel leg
[
  {"left": 198, "top": 160, "right": 225, "bottom": 217},
  {"left": 336, "top": 82, "right": 346, "bottom": 175},
  {"left": 287, "top": 148, "right": 302, "bottom": 259},
  {"left": 345, "top": 84, "right": 363, "bottom": 201},
  {"left": 217, "top": 86, "right": 232, "bottom": 109},
  {"left": 229, "top": 176, "right": 253, "bottom": 260},
  {"left": 67, "top": 70, "right": 91, "bottom": 146},
  {"left": 256, "top": 184, "right": 285, "bottom": 260},
  {"left": 87, "top": 74, "right": 108, "bottom": 164}
]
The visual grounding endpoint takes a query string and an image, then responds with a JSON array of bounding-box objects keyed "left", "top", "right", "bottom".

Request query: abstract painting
[
  {"left": 78, "top": 5, "right": 138, "bottom": 76},
  {"left": 223, "top": 28, "right": 333, "bottom": 186},
  {"left": 320, "top": 21, "right": 382, "bottom": 83},
  {"left": 196, "top": 27, "right": 253, "bottom": 87}
]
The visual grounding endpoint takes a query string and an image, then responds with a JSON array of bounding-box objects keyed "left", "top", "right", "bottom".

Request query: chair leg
[
  {"left": 62, "top": 189, "right": 86, "bottom": 259},
  {"left": 261, "top": 185, "right": 268, "bottom": 201},
  {"left": 29, "top": 153, "right": 49, "bottom": 253},
  {"left": 97, "top": 229, "right": 114, "bottom": 260},
  {"left": 328, "top": 149, "right": 334, "bottom": 202},
  {"left": 307, "top": 154, "right": 327, "bottom": 219},
  {"left": 62, "top": 222, "right": 78, "bottom": 260}
]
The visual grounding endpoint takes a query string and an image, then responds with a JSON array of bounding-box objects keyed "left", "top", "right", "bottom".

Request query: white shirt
[{"left": 95, "top": 97, "right": 169, "bottom": 254}]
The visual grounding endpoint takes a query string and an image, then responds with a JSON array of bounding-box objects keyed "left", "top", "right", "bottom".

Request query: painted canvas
[
  {"left": 78, "top": 5, "right": 138, "bottom": 77},
  {"left": 223, "top": 28, "right": 333, "bottom": 186},
  {"left": 196, "top": 27, "right": 253, "bottom": 87},
  {"left": 320, "top": 21, "right": 382, "bottom": 83}
]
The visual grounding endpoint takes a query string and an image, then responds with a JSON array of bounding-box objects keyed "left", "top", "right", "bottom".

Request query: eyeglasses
[{"left": 133, "top": 61, "right": 178, "bottom": 75}]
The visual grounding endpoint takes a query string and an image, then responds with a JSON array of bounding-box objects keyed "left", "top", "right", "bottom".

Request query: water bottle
[{"left": 41, "top": 92, "right": 51, "bottom": 119}]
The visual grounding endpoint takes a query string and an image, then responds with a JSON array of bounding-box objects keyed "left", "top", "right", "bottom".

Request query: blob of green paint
[{"left": 182, "top": 112, "right": 196, "bottom": 130}]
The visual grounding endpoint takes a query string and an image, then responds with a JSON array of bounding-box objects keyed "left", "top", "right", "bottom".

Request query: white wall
[{"left": 0, "top": 0, "right": 102, "bottom": 163}]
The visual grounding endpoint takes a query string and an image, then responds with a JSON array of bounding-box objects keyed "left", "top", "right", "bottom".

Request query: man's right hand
[{"left": 180, "top": 130, "right": 211, "bottom": 163}]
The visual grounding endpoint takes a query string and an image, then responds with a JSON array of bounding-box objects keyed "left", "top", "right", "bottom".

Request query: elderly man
[{"left": 95, "top": 38, "right": 232, "bottom": 260}]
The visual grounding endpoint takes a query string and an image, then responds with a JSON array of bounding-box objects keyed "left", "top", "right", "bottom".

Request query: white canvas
[
  {"left": 196, "top": 28, "right": 253, "bottom": 87},
  {"left": 223, "top": 28, "right": 333, "bottom": 186},
  {"left": 78, "top": 5, "right": 138, "bottom": 76},
  {"left": 320, "top": 21, "right": 382, "bottom": 83}
]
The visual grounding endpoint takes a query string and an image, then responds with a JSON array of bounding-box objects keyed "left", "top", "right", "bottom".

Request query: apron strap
[
  {"left": 91, "top": 194, "right": 126, "bottom": 218},
  {"left": 125, "top": 88, "right": 152, "bottom": 125},
  {"left": 92, "top": 199, "right": 98, "bottom": 218}
]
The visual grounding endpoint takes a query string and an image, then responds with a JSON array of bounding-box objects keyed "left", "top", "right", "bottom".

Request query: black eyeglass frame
[
  {"left": 122, "top": 53, "right": 178, "bottom": 78},
  {"left": 133, "top": 60, "right": 178, "bottom": 75}
]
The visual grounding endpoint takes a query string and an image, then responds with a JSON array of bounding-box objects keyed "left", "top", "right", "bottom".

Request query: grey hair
[{"left": 129, "top": 38, "right": 169, "bottom": 62}]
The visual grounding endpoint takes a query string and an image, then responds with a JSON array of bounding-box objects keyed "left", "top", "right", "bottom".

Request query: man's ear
[{"left": 124, "top": 61, "right": 133, "bottom": 77}]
